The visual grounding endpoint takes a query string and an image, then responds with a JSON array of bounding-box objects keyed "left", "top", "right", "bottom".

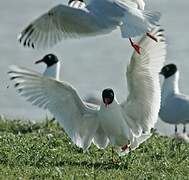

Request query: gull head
[
  {"left": 102, "top": 88, "right": 114, "bottom": 108},
  {"left": 35, "top": 54, "right": 59, "bottom": 67},
  {"left": 160, "top": 64, "right": 177, "bottom": 79}
]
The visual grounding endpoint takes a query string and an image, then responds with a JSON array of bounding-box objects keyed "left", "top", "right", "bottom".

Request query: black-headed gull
[
  {"left": 96, "top": 27, "right": 166, "bottom": 155},
  {"left": 9, "top": 27, "right": 166, "bottom": 154},
  {"left": 18, "top": 0, "right": 160, "bottom": 54},
  {"left": 35, "top": 53, "right": 110, "bottom": 149},
  {"left": 35, "top": 54, "right": 60, "bottom": 80},
  {"left": 159, "top": 64, "right": 189, "bottom": 134}
]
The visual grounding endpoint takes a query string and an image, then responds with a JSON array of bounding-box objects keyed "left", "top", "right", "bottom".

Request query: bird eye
[
  {"left": 166, "top": 67, "right": 169, "bottom": 71},
  {"left": 48, "top": 55, "right": 52, "bottom": 59}
]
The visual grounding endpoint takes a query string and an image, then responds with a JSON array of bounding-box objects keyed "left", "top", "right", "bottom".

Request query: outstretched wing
[
  {"left": 116, "top": 0, "right": 160, "bottom": 38},
  {"left": 129, "top": 0, "right": 145, "bottom": 10},
  {"left": 118, "top": 0, "right": 145, "bottom": 10},
  {"left": 18, "top": 4, "right": 110, "bottom": 49},
  {"left": 121, "top": 27, "right": 166, "bottom": 136},
  {"left": 8, "top": 65, "right": 99, "bottom": 151}
]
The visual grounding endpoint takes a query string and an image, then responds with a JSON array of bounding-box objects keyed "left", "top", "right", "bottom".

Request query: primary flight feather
[{"left": 18, "top": 0, "right": 160, "bottom": 53}]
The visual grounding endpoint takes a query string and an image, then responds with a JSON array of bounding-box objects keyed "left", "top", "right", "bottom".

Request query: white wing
[
  {"left": 130, "top": 132, "right": 151, "bottom": 150},
  {"left": 69, "top": 0, "right": 86, "bottom": 9},
  {"left": 8, "top": 65, "right": 100, "bottom": 151},
  {"left": 129, "top": 0, "right": 145, "bottom": 10},
  {"left": 118, "top": 0, "right": 145, "bottom": 10},
  {"left": 121, "top": 27, "right": 166, "bottom": 136},
  {"left": 18, "top": 4, "right": 112, "bottom": 49},
  {"left": 115, "top": 0, "right": 160, "bottom": 38},
  {"left": 84, "top": 93, "right": 109, "bottom": 148},
  {"left": 92, "top": 125, "right": 110, "bottom": 149}
]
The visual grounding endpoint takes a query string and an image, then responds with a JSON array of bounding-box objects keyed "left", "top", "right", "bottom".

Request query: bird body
[
  {"left": 159, "top": 64, "right": 189, "bottom": 133},
  {"left": 160, "top": 93, "right": 189, "bottom": 125},
  {"left": 98, "top": 97, "right": 131, "bottom": 147},
  {"left": 18, "top": 0, "right": 160, "bottom": 49},
  {"left": 9, "top": 27, "right": 166, "bottom": 154}
]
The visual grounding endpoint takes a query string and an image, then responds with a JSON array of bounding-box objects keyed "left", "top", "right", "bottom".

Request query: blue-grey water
[{"left": 0, "top": 0, "right": 189, "bottom": 134}]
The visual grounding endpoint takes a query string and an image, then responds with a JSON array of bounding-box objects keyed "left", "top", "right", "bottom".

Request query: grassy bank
[{"left": 0, "top": 118, "right": 188, "bottom": 179}]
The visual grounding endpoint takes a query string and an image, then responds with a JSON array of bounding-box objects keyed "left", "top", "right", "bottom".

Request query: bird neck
[
  {"left": 161, "top": 71, "right": 180, "bottom": 103},
  {"left": 43, "top": 62, "right": 60, "bottom": 80},
  {"left": 101, "top": 97, "right": 119, "bottom": 111}
]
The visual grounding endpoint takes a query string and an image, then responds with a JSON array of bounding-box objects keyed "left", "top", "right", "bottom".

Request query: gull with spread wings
[
  {"left": 10, "top": 27, "right": 166, "bottom": 154},
  {"left": 18, "top": 0, "right": 160, "bottom": 54}
]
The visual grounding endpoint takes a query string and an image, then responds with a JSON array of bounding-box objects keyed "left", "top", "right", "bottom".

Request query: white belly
[{"left": 99, "top": 105, "right": 130, "bottom": 146}]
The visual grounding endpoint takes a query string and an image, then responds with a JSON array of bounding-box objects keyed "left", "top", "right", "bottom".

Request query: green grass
[{"left": 0, "top": 118, "right": 188, "bottom": 180}]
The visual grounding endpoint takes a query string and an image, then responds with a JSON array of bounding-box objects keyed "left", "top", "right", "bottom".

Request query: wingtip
[
  {"left": 7, "top": 71, "right": 13, "bottom": 74},
  {"left": 15, "top": 83, "right": 20, "bottom": 87},
  {"left": 148, "top": 26, "right": 166, "bottom": 43},
  {"left": 18, "top": 24, "right": 35, "bottom": 48},
  {"left": 17, "top": 33, "right": 22, "bottom": 43},
  {"left": 31, "top": 43, "right": 35, "bottom": 49},
  {"left": 10, "top": 76, "right": 17, "bottom": 80}
]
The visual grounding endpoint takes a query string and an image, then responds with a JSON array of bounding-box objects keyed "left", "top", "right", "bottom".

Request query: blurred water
[{"left": 0, "top": 0, "right": 189, "bottom": 134}]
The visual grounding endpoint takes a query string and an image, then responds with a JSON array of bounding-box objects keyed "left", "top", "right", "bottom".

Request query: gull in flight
[
  {"left": 159, "top": 64, "right": 189, "bottom": 134},
  {"left": 9, "top": 27, "right": 166, "bottom": 154},
  {"left": 18, "top": 0, "right": 160, "bottom": 54}
]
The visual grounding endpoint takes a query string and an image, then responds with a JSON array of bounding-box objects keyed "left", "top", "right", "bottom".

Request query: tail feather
[{"left": 120, "top": 9, "right": 161, "bottom": 38}]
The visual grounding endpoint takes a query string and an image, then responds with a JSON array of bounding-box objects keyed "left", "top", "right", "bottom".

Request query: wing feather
[
  {"left": 121, "top": 27, "right": 166, "bottom": 136},
  {"left": 8, "top": 65, "right": 99, "bottom": 150},
  {"left": 116, "top": 0, "right": 145, "bottom": 10},
  {"left": 18, "top": 4, "right": 109, "bottom": 49}
]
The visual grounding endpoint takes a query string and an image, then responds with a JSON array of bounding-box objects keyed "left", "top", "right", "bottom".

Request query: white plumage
[
  {"left": 129, "top": 0, "right": 145, "bottom": 10},
  {"left": 122, "top": 28, "right": 166, "bottom": 136},
  {"left": 98, "top": 27, "right": 166, "bottom": 154},
  {"left": 18, "top": 0, "right": 160, "bottom": 49},
  {"left": 9, "top": 27, "right": 166, "bottom": 154},
  {"left": 9, "top": 65, "right": 101, "bottom": 151}
]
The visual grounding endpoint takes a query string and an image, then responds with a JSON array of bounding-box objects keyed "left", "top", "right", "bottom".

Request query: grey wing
[
  {"left": 8, "top": 65, "right": 99, "bottom": 151},
  {"left": 160, "top": 94, "right": 189, "bottom": 124}
]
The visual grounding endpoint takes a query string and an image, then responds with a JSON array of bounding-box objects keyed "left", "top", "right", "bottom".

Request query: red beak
[{"left": 104, "top": 98, "right": 110, "bottom": 108}]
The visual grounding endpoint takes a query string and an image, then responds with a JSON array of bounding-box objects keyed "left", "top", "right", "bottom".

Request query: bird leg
[
  {"left": 175, "top": 125, "right": 178, "bottom": 134},
  {"left": 146, "top": 32, "right": 158, "bottom": 42},
  {"left": 183, "top": 124, "right": 186, "bottom": 133},
  {"left": 129, "top": 38, "right": 141, "bottom": 55}
]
